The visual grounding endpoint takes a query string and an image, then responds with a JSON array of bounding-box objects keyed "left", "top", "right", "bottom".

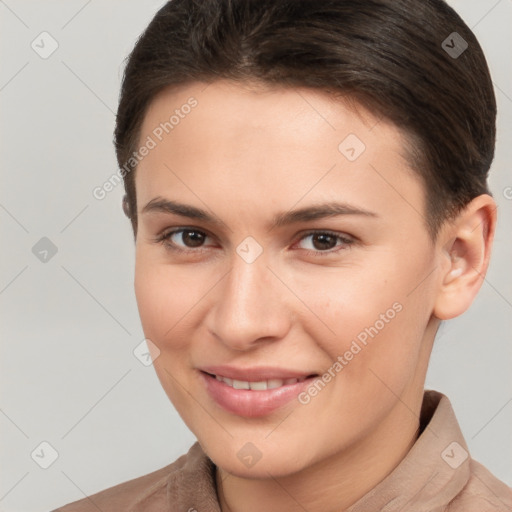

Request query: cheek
[
  {"left": 134, "top": 254, "right": 194, "bottom": 348},
  {"left": 134, "top": 256, "right": 200, "bottom": 411},
  {"left": 298, "top": 262, "right": 429, "bottom": 384},
  {"left": 295, "top": 279, "right": 427, "bottom": 441}
]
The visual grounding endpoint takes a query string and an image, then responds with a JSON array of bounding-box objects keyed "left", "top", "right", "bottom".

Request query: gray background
[{"left": 0, "top": 1, "right": 510, "bottom": 510}]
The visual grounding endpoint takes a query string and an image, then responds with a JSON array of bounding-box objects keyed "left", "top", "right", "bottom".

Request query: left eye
[{"left": 295, "top": 231, "right": 353, "bottom": 254}]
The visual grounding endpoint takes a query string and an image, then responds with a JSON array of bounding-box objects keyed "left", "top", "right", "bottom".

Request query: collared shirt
[{"left": 53, "top": 390, "right": 512, "bottom": 511}]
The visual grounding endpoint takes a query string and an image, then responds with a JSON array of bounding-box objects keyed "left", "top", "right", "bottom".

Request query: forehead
[
  {"left": 135, "top": 79, "right": 424, "bottom": 225},
  {"left": 140, "top": 79, "right": 397, "bottom": 148}
]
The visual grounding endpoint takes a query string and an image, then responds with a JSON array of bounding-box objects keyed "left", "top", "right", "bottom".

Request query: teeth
[
  {"left": 249, "top": 381, "right": 268, "bottom": 390},
  {"left": 267, "top": 379, "right": 284, "bottom": 389},
  {"left": 232, "top": 379, "right": 250, "bottom": 390},
  {"left": 214, "top": 375, "right": 304, "bottom": 390}
]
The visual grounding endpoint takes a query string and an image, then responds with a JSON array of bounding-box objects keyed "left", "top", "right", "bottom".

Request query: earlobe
[{"left": 433, "top": 194, "right": 497, "bottom": 321}]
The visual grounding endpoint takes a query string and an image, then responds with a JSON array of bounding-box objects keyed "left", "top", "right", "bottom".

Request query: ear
[
  {"left": 122, "top": 194, "right": 131, "bottom": 218},
  {"left": 433, "top": 194, "right": 497, "bottom": 320}
]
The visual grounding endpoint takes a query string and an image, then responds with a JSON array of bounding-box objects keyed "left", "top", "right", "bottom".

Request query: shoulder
[
  {"left": 51, "top": 447, "right": 194, "bottom": 512},
  {"left": 447, "top": 459, "right": 512, "bottom": 511}
]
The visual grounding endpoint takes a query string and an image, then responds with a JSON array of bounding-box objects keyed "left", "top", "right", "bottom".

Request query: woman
[{"left": 54, "top": 0, "right": 512, "bottom": 510}]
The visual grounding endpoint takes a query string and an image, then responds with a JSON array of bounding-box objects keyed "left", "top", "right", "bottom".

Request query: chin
[{"left": 200, "top": 436, "right": 313, "bottom": 479}]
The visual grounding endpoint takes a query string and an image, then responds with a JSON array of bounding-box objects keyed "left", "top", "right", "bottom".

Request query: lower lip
[{"left": 200, "top": 371, "right": 316, "bottom": 418}]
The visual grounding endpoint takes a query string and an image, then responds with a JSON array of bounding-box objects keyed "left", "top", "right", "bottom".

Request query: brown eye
[
  {"left": 179, "top": 230, "right": 206, "bottom": 247},
  {"left": 157, "top": 228, "right": 212, "bottom": 252},
  {"left": 296, "top": 231, "right": 354, "bottom": 256},
  {"left": 310, "top": 233, "right": 338, "bottom": 251}
]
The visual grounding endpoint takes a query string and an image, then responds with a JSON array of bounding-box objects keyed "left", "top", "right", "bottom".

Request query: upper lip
[{"left": 199, "top": 365, "right": 317, "bottom": 381}]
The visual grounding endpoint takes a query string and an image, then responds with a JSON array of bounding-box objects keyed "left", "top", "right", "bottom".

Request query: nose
[{"left": 207, "top": 252, "right": 292, "bottom": 351}]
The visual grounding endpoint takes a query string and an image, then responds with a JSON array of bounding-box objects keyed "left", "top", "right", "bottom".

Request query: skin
[{"left": 133, "top": 79, "right": 496, "bottom": 512}]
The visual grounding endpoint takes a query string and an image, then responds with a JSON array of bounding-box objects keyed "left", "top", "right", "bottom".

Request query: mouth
[
  {"left": 198, "top": 368, "right": 319, "bottom": 417},
  {"left": 204, "top": 371, "right": 314, "bottom": 390}
]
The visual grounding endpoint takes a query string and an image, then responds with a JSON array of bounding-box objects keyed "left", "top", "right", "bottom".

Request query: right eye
[{"left": 155, "top": 228, "right": 215, "bottom": 253}]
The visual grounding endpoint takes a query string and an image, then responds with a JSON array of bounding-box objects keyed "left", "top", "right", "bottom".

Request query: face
[{"left": 133, "top": 79, "right": 444, "bottom": 478}]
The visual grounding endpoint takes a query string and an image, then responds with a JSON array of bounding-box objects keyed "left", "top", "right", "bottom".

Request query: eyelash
[{"left": 154, "top": 228, "right": 355, "bottom": 258}]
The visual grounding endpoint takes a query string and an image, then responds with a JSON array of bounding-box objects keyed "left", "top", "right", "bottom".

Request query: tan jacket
[{"left": 53, "top": 390, "right": 512, "bottom": 511}]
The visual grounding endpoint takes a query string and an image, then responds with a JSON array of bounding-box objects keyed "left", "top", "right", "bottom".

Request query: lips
[
  {"left": 198, "top": 365, "right": 318, "bottom": 417},
  {"left": 199, "top": 365, "right": 316, "bottom": 381}
]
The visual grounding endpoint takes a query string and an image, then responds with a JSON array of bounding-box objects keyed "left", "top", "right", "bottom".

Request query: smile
[
  {"left": 199, "top": 368, "right": 318, "bottom": 417},
  {"left": 212, "top": 374, "right": 310, "bottom": 390}
]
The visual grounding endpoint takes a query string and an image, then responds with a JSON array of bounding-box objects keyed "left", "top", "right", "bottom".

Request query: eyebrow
[{"left": 141, "top": 197, "right": 379, "bottom": 230}]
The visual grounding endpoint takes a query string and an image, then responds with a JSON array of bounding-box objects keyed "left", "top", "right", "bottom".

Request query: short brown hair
[{"left": 114, "top": 0, "right": 496, "bottom": 240}]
